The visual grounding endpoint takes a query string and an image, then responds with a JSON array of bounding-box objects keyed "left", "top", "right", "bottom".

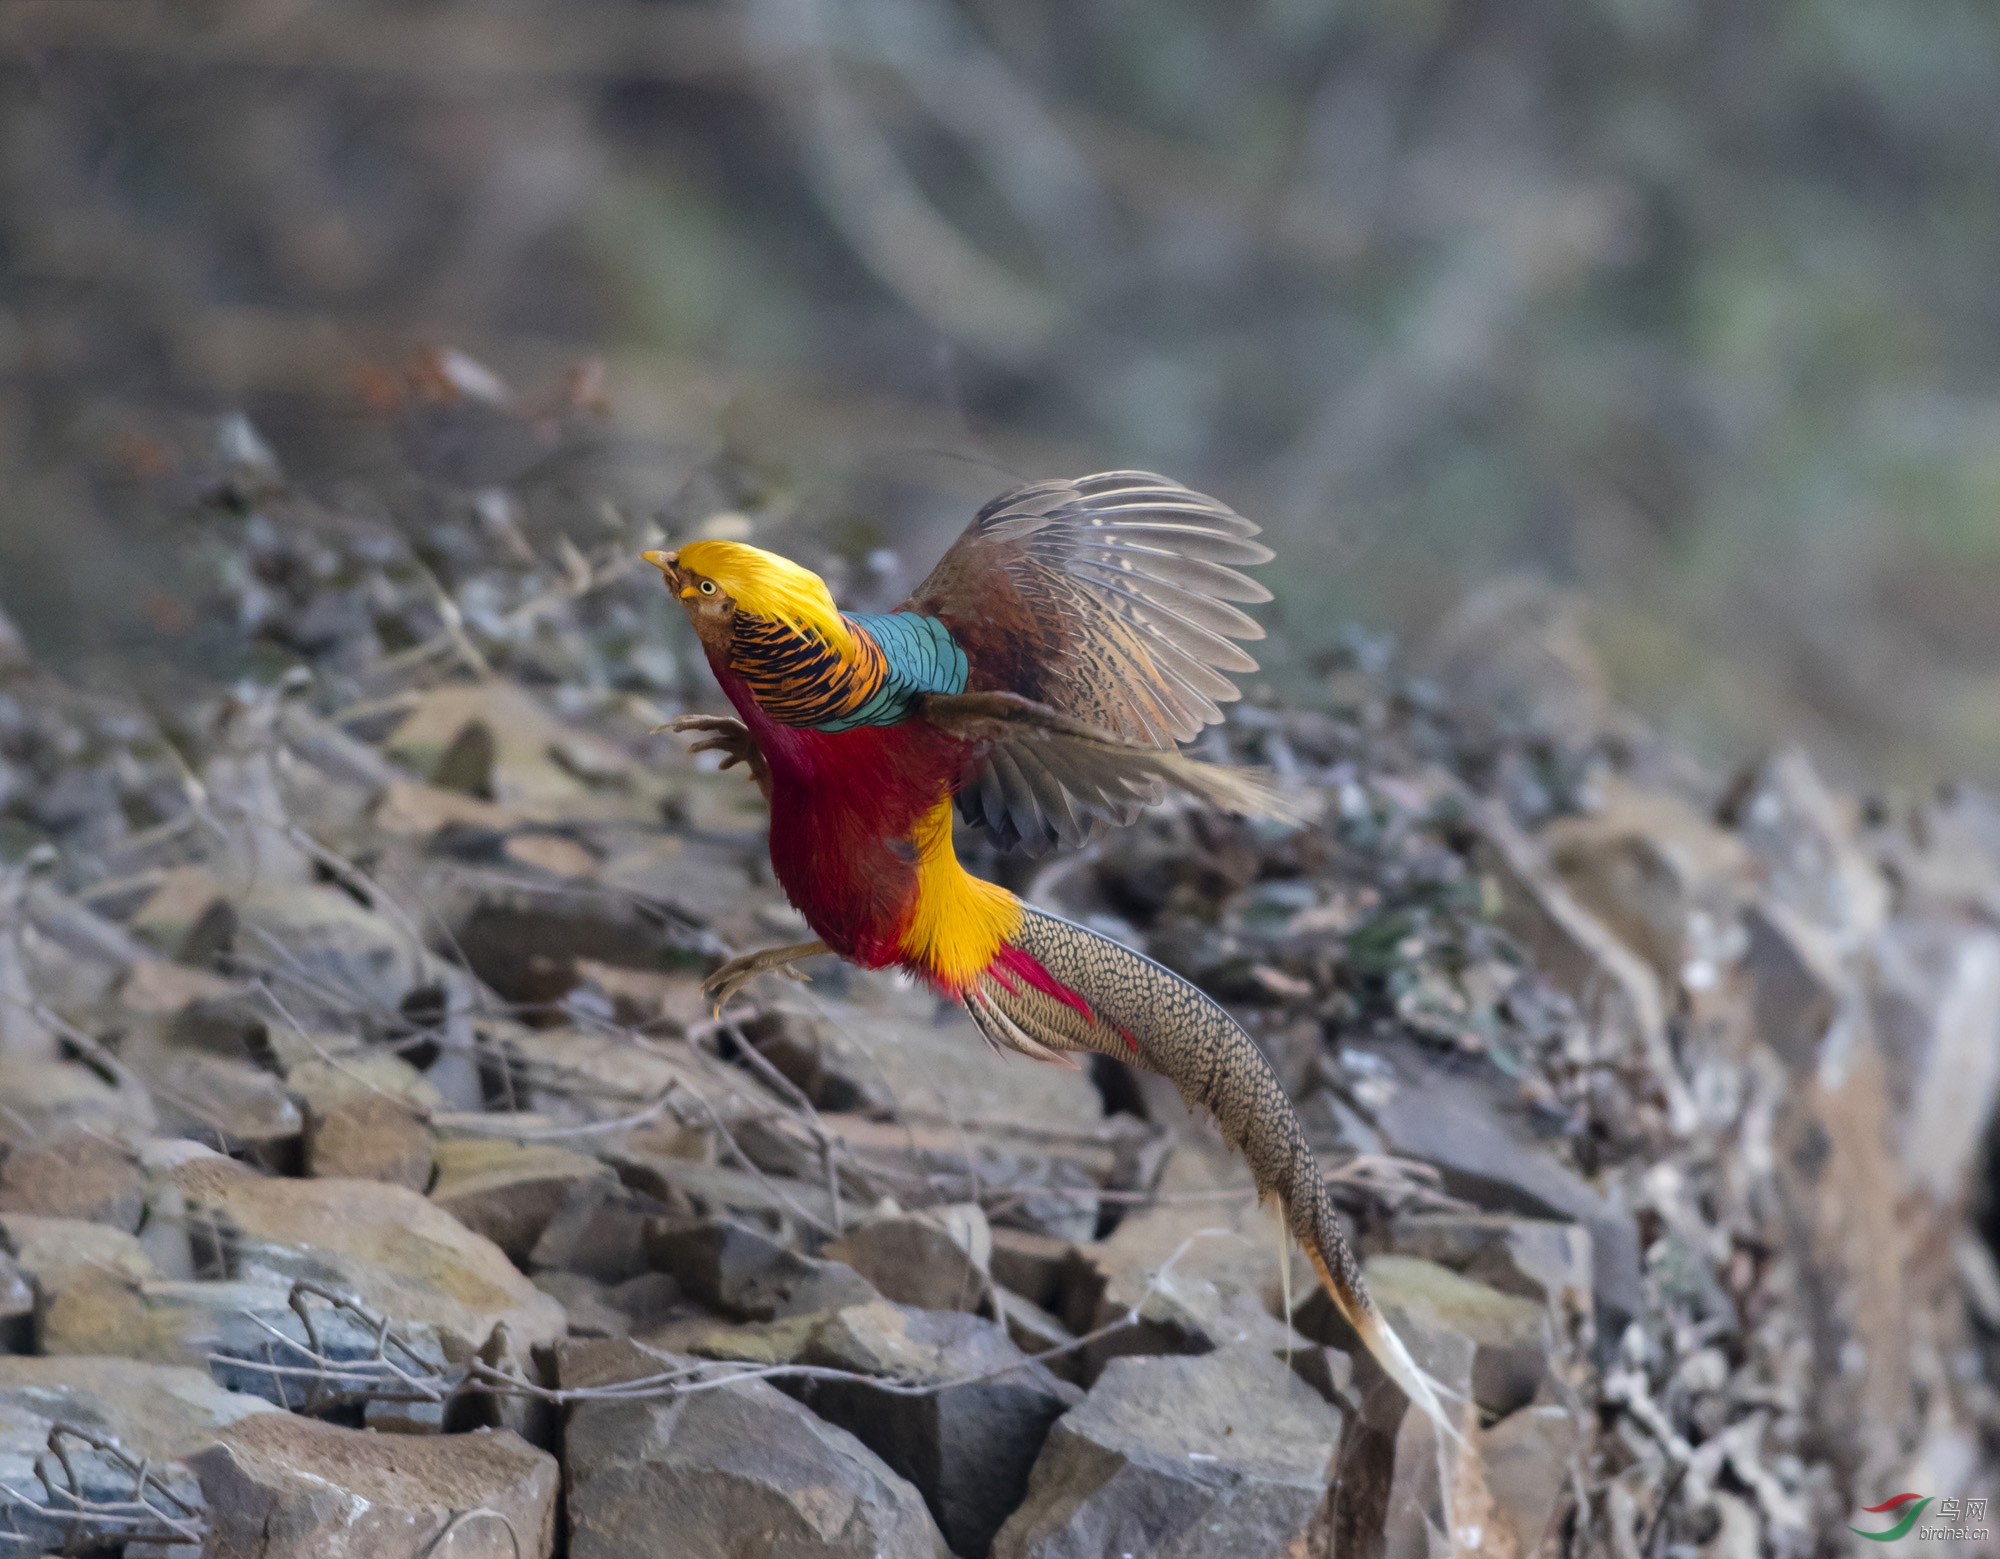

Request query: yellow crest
[{"left": 675, "top": 540, "right": 855, "bottom": 657}]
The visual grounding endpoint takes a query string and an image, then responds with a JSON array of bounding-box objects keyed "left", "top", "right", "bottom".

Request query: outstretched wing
[
  {"left": 902, "top": 471, "right": 1276, "bottom": 853},
  {"left": 906, "top": 471, "right": 1272, "bottom": 745},
  {"left": 920, "top": 691, "right": 1314, "bottom": 853}
]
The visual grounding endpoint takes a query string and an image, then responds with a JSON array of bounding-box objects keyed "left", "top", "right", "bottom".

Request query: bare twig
[
  {"left": 421, "top": 1507, "right": 524, "bottom": 1559},
  {"left": 0, "top": 1423, "right": 207, "bottom": 1550}
]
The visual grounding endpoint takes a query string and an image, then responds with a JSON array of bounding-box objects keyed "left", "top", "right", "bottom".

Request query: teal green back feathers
[{"left": 809, "top": 612, "right": 968, "bottom": 732}]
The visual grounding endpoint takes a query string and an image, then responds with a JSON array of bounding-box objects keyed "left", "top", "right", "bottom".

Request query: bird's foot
[
  {"left": 668, "top": 714, "right": 771, "bottom": 793},
  {"left": 702, "top": 938, "right": 832, "bottom": 1013}
]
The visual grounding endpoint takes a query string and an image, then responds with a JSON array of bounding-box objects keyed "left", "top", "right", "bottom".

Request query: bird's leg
[
  {"left": 669, "top": 714, "right": 771, "bottom": 802},
  {"left": 702, "top": 938, "right": 831, "bottom": 1011}
]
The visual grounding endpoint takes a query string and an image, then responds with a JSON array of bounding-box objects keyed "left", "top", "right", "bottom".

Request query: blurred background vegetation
[{"left": 5, "top": 0, "right": 2000, "bottom": 789}]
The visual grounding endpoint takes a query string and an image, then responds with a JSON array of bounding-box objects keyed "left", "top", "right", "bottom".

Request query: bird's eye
[{"left": 699, "top": 580, "right": 717, "bottom": 595}]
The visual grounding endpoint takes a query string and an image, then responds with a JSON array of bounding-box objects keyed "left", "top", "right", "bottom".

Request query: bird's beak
[{"left": 641, "top": 549, "right": 681, "bottom": 589}]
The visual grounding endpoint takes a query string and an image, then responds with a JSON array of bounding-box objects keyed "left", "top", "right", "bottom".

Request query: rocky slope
[{"left": 2, "top": 405, "right": 1997, "bottom": 1557}]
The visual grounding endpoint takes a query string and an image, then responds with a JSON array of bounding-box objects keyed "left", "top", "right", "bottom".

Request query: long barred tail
[{"left": 965, "top": 904, "right": 1453, "bottom": 1434}]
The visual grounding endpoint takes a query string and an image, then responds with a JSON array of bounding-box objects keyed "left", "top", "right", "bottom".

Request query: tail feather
[
  {"left": 974, "top": 905, "right": 1457, "bottom": 1438},
  {"left": 965, "top": 983, "right": 1078, "bottom": 1067}
]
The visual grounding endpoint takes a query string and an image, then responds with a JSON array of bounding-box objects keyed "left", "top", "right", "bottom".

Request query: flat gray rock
[
  {"left": 1365, "top": 1063, "right": 1643, "bottom": 1331},
  {"left": 0, "top": 1060, "right": 155, "bottom": 1146},
  {"left": 189, "top": 1413, "right": 557, "bottom": 1558},
  {"left": 0, "top": 1250, "right": 29, "bottom": 1350},
  {"left": 824, "top": 1212, "right": 993, "bottom": 1314},
  {"left": 1388, "top": 1211, "right": 1594, "bottom": 1322},
  {"left": 1723, "top": 747, "right": 1888, "bottom": 945},
  {"left": 991, "top": 1346, "right": 1343, "bottom": 1559},
  {"left": 41, "top": 1270, "right": 452, "bottom": 1410},
  {"left": 1295, "top": 1254, "right": 1550, "bottom": 1421},
  {"left": 429, "top": 1136, "right": 613, "bottom": 1263},
  {"left": 12, "top": 1207, "right": 453, "bottom": 1408},
  {"left": 304, "top": 1091, "right": 436, "bottom": 1190},
  {"left": 1872, "top": 914, "right": 2000, "bottom": 1205},
  {"left": 1482, "top": 1403, "right": 1582, "bottom": 1556},
  {"left": 235, "top": 879, "right": 432, "bottom": 1021},
  {"left": 648, "top": 1217, "right": 878, "bottom": 1321},
  {"left": 153, "top": 1146, "right": 564, "bottom": 1358},
  {"left": 0, "top": 1129, "right": 146, "bottom": 1229},
  {"left": 2, "top": 1212, "right": 156, "bottom": 1296},
  {"left": 150, "top": 1051, "right": 304, "bottom": 1167},
  {"left": 559, "top": 1337, "right": 948, "bottom": 1559},
  {"left": 798, "top": 1301, "right": 1082, "bottom": 1558},
  {"left": 0, "top": 1356, "right": 278, "bottom": 1552}
]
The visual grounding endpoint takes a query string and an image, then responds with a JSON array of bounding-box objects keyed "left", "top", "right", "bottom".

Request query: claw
[
  {"left": 673, "top": 716, "right": 745, "bottom": 743},
  {"left": 701, "top": 961, "right": 759, "bottom": 1013},
  {"left": 700, "top": 939, "right": 832, "bottom": 1014},
  {"left": 685, "top": 736, "right": 744, "bottom": 767},
  {"left": 668, "top": 714, "right": 768, "bottom": 793}
]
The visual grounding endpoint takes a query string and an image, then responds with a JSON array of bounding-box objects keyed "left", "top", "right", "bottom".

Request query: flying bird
[{"left": 645, "top": 470, "right": 1446, "bottom": 1425}]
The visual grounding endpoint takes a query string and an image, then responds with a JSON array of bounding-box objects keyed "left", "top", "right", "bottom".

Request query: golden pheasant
[{"left": 645, "top": 471, "right": 1446, "bottom": 1422}]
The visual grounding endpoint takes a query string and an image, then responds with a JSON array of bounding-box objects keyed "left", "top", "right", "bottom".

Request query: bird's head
[{"left": 643, "top": 540, "right": 855, "bottom": 659}]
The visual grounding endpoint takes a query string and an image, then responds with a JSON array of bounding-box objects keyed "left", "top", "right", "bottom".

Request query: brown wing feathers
[
  {"left": 922, "top": 689, "right": 1315, "bottom": 852},
  {"left": 905, "top": 472, "right": 1281, "bottom": 853},
  {"left": 912, "top": 471, "right": 1274, "bottom": 745}
]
